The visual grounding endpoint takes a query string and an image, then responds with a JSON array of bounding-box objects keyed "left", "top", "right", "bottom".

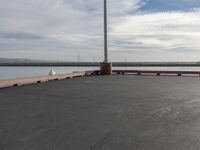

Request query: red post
[{"left": 100, "top": 62, "right": 112, "bottom": 75}]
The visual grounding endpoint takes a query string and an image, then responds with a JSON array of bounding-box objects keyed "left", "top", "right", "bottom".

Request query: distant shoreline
[{"left": 1, "top": 62, "right": 200, "bottom": 67}]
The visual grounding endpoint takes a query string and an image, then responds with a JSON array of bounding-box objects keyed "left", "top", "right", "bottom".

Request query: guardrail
[
  {"left": 56, "top": 70, "right": 200, "bottom": 76},
  {"left": 112, "top": 70, "right": 200, "bottom": 76},
  {"left": 85, "top": 70, "right": 200, "bottom": 76}
]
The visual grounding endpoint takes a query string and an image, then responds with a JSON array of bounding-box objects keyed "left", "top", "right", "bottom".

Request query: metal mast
[{"left": 104, "top": 0, "right": 108, "bottom": 62}]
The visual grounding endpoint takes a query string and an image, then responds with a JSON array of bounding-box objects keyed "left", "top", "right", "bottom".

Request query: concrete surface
[
  {"left": 1, "top": 75, "right": 200, "bottom": 150},
  {"left": 0, "top": 71, "right": 85, "bottom": 88}
]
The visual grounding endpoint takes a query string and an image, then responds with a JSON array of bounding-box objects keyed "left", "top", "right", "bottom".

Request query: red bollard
[{"left": 100, "top": 62, "right": 112, "bottom": 75}]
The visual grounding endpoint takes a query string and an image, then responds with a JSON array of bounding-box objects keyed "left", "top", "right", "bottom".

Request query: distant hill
[{"left": 0, "top": 57, "right": 37, "bottom": 63}]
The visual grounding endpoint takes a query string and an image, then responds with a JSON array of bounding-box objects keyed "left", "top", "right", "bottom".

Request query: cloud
[
  {"left": 0, "top": 0, "right": 200, "bottom": 61},
  {"left": 0, "top": 31, "right": 42, "bottom": 40},
  {"left": 0, "top": 0, "right": 144, "bottom": 61},
  {"left": 109, "top": 10, "right": 200, "bottom": 61}
]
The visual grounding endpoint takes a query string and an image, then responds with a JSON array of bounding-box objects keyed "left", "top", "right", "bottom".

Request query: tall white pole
[{"left": 104, "top": 0, "right": 108, "bottom": 62}]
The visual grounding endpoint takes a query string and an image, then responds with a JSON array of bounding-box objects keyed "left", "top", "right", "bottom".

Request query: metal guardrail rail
[
  {"left": 112, "top": 70, "right": 200, "bottom": 76},
  {"left": 86, "top": 70, "right": 200, "bottom": 76}
]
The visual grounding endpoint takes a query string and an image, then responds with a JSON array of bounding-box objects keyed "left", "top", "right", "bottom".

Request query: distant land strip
[{"left": 1, "top": 62, "right": 200, "bottom": 67}]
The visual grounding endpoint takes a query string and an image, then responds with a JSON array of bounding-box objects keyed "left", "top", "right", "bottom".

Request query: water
[
  {"left": 0, "top": 67, "right": 98, "bottom": 80},
  {"left": 1, "top": 66, "right": 200, "bottom": 80}
]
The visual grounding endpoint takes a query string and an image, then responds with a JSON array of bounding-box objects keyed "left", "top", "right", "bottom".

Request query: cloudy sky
[{"left": 0, "top": 0, "right": 200, "bottom": 62}]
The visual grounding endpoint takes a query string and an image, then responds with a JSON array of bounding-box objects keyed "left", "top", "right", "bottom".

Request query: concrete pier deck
[
  {"left": 0, "top": 71, "right": 85, "bottom": 88},
  {"left": 1, "top": 75, "right": 200, "bottom": 150}
]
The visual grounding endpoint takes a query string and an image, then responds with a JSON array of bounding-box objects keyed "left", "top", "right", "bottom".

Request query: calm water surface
[{"left": 1, "top": 66, "right": 200, "bottom": 80}]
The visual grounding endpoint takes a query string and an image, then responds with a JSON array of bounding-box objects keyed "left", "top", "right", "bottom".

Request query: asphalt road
[{"left": 1, "top": 75, "right": 200, "bottom": 150}]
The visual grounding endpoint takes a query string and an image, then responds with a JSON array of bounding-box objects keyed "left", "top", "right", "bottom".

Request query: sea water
[{"left": 1, "top": 66, "right": 200, "bottom": 80}]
